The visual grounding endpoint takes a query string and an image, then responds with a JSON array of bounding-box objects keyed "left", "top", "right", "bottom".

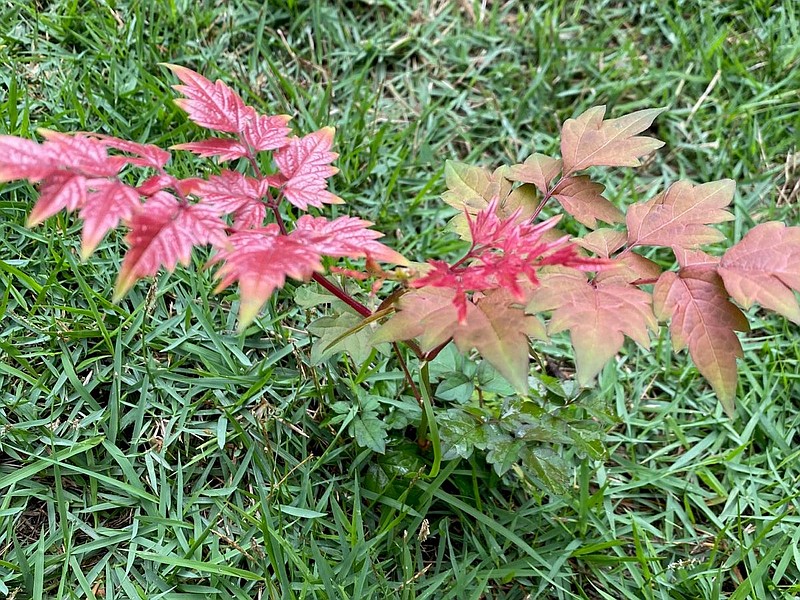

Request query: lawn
[{"left": 1, "top": 1, "right": 800, "bottom": 598}]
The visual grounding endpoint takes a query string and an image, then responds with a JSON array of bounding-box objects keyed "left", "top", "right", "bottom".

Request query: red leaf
[
  {"left": 718, "top": 221, "right": 800, "bottom": 324},
  {"left": 164, "top": 64, "right": 253, "bottom": 133},
  {"left": 114, "top": 192, "right": 227, "bottom": 300},
  {"left": 290, "top": 215, "right": 408, "bottom": 265},
  {"left": 527, "top": 269, "right": 657, "bottom": 385},
  {"left": 241, "top": 114, "right": 292, "bottom": 152},
  {"left": 0, "top": 136, "right": 57, "bottom": 182},
  {"left": 86, "top": 134, "right": 171, "bottom": 169},
  {"left": 209, "top": 226, "right": 324, "bottom": 328},
  {"left": 626, "top": 179, "right": 735, "bottom": 250},
  {"left": 79, "top": 180, "right": 141, "bottom": 259},
  {"left": 27, "top": 173, "right": 87, "bottom": 226},
  {"left": 561, "top": 106, "right": 665, "bottom": 175},
  {"left": 653, "top": 267, "right": 749, "bottom": 415},
  {"left": 172, "top": 138, "right": 249, "bottom": 162},
  {"left": 274, "top": 128, "right": 343, "bottom": 210},
  {"left": 38, "top": 130, "right": 125, "bottom": 177},
  {"left": 192, "top": 170, "right": 270, "bottom": 226},
  {"left": 552, "top": 176, "right": 623, "bottom": 229}
]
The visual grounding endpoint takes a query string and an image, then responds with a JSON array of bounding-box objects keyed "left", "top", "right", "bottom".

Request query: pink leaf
[
  {"left": 242, "top": 114, "right": 292, "bottom": 152},
  {"left": 290, "top": 215, "right": 408, "bottom": 264},
  {"left": 274, "top": 127, "right": 342, "bottom": 210},
  {"left": 164, "top": 64, "right": 253, "bottom": 133},
  {"left": 209, "top": 226, "right": 324, "bottom": 328},
  {"left": 27, "top": 173, "right": 87, "bottom": 226},
  {"left": 86, "top": 134, "right": 171, "bottom": 169},
  {"left": 38, "top": 130, "right": 125, "bottom": 177},
  {"left": 114, "top": 192, "right": 227, "bottom": 300},
  {"left": 0, "top": 136, "right": 58, "bottom": 182},
  {"left": 79, "top": 180, "right": 142, "bottom": 259},
  {"left": 192, "top": 170, "right": 270, "bottom": 219},
  {"left": 171, "top": 138, "right": 249, "bottom": 162}
]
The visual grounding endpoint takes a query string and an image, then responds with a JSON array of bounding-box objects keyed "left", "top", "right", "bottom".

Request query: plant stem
[{"left": 416, "top": 362, "right": 441, "bottom": 477}]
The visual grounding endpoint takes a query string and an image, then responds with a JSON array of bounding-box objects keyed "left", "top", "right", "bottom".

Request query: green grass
[{"left": 2, "top": 0, "right": 800, "bottom": 598}]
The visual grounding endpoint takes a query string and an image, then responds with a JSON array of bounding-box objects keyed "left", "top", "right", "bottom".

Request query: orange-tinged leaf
[
  {"left": 561, "top": 106, "right": 665, "bottom": 175},
  {"left": 526, "top": 269, "right": 657, "bottom": 385},
  {"left": 653, "top": 267, "right": 749, "bottom": 415},
  {"left": 718, "top": 221, "right": 800, "bottom": 324},
  {"left": 114, "top": 192, "right": 227, "bottom": 300},
  {"left": 552, "top": 176, "right": 623, "bottom": 229},
  {"left": 274, "top": 128, "right": 342, "bottom": 210},
  {"left": 372, "top": 287, "right": 461, "bottom": 353},
  {"left": 575, "top": 228, "right": 627, "bottom": 257},
  {"left": 594, "top": 252, "right": 663, "bottom": 285},
  {"left": 505, "top": 154, "right": 561, "bottom": 194},
  {"left": 626, "top": 179, "right": 735, "bottom": 250},
  {"left": 452, "top": 289, "right": 546, "bottom": 394},
  {"left": 373, "top": 287, "right": 545, "bottom": 393}
]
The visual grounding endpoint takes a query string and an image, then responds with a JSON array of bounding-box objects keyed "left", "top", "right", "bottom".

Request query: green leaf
[
  {"left": 435, "top": 372, "right": 474, "bottom": 403},
  {"left": 521, "top": 447, "right": 570, "bottom": 495},
  {"left": 351, "top": 414, "right": 388, "bottom": 454},
  {"left": 309, "top": 311, "right": 384, "bottom": 365}
]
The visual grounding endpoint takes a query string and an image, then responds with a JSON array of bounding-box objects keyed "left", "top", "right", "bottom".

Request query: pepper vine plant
[{"left": 2, "top": 66, "right": 798, "bottom": 490}]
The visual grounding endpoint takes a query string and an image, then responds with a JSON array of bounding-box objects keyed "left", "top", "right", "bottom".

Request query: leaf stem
[{"left": 530, "top": 176, "right": 562, "bottom": 221}]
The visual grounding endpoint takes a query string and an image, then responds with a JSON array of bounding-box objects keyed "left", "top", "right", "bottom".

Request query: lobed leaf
[
  {"left": 209, "top": 225, "right": 324, "bottom": 329},
  {"left": 291, "top": 215, "right": 408, "bottom": 265},
  {"left": 626, "top": 179, "right": 735, "bottom": 250},
  {"left": 526, "top": 269, "right": 657, "bottom": 385},
  {"left": 561, "top": 106, "right": 665, "bottom": 175},
  {"left": 274, "top": 128, "right": 342, "bottom": 210},
  {"left": 78, "top": 180, "right": 142, "bottom": 259},
  {"left": 114, "top": 192, "right": 227, "bottom": 301},
  {"left": 718, "top": 221, "right": 800, "bottom": 323},
  {"left": 505, "top": 154, "right": 561, "bottom": 194},
  {"left": 653, "top": 267, "right": 749, "bottom": 415},
  {"left": 164, "top": 63, "right": 253, "bottom": 133},
  {"left": 374, "top": 287, "right": 545, "bottom": 394},
  {"left": 552, "top": 176, "right": 623, "bottom": 229},
  {"left": 192, "top": 170, "right": 271, "bottom": 229}
]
